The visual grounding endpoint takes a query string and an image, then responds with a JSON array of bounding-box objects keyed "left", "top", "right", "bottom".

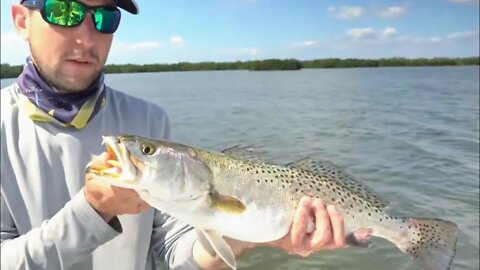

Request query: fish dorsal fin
[
  {"left": 221, "top": 145, "right": 273, "bottom": 163},
  {"left": 200, "top": 229, "right": 237, "bottom": 270},
  {"left": 209, "top": 192, "right": 246, "bottom": 214},
  {"left": 286, "top": 157, "right": 389, "bottom": 208}
]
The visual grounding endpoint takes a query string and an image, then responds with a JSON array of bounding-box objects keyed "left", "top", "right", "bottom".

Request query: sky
[{"left": 1, "top": 0, "right": 479, "bottom": 65}]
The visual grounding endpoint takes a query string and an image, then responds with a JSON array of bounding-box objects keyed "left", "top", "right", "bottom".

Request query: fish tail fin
[{"left": 396, "top": 217, "right": 459, "bottom": 270}]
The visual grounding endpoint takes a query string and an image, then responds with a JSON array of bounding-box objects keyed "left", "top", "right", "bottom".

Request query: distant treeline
[
  {"left": 1, "top": 64, "right": 23, "bottom": 79},
  {"left": 1, "top": 57, "right": 478, "bottom": 78}
]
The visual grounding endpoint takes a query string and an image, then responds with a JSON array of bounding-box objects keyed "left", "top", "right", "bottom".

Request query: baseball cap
[
  {"left": 20, "top": 0, "right": 139, "bottom": 14},
  {"left": 115, "top": 0, "right": 139, "bottom": 14}
]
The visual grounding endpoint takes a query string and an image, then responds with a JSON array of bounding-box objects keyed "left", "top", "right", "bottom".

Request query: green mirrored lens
[
  {"left": 44, "top": 0, "right": 85, "bottom": 27},
  {"left": 42, "top": 0, "right": 120, "bottom": 33},
  {"left": 93, "top": 7, "right": 120, "bottom": 33}
]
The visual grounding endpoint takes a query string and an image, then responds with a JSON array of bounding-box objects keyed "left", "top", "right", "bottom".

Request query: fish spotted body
[{"left": 86, "top": 135, "right": 459, "bottom": 270}]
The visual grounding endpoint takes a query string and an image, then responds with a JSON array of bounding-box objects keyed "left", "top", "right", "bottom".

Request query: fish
[{"left": 86, "top": 135, "right": 459, "bottom": 270}]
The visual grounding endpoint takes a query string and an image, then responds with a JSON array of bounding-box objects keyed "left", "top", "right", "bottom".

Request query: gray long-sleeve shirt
[{"left": 1, "top": 84, "right": 201, "bottom": 270}]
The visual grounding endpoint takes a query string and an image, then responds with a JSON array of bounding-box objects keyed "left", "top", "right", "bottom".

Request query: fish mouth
[{"left": 86, "top": 136, "right": 138, "bottom": 182}]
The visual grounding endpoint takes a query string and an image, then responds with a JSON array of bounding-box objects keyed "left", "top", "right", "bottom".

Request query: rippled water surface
[{"left": 2, "top": 66, "right": 478, "bottom": 269}]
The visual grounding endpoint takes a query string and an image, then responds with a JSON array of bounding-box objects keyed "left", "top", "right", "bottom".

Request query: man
[{"left": 0, "top": 0, "right": 346, "bottom": 269}]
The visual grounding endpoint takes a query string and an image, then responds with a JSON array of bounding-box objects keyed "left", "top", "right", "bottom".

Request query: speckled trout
[{"left": 86, "top": 135, "right": 459, "bottom": 270}]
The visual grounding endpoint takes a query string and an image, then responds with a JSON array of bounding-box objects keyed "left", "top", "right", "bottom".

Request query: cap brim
[{"left": 117, "top": 0, "right": 139, "bottom": 14}]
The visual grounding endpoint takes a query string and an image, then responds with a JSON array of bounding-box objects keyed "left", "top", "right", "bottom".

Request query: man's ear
[{"left": 11, "top": 4, "right": 31, "bottom": 41}]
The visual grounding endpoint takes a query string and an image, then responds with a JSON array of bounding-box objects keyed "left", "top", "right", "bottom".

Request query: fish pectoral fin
[
  {"left": 209, "top": 192, "right": 246, "bottom": 214},
  {"left": 136, "top": 190, "right": 158, "bottom": 208},
  {"left": 195, "top": 229, "right": 217, "bottom": 257},
  {"left": 202, "top": 230, "right": 237, "bottom": 270}
]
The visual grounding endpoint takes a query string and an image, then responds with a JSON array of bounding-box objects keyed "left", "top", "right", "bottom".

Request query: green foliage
[
  {"left": 103, "top": 59, "right": 302, "bottom": 73},
  {"left": 1, "top": 64, "right": 23, "bottom": 79},
  {"left": 1, "top": 57, "right": 478, "bottom": 78},
  {"left": 243, "top": 59, "right": 303, "bottom": 70},
  {"left": 302, "top": 57, "right": 480, "bottom": 68}
]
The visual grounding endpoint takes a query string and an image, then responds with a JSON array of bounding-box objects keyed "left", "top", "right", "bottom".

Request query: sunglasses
[{"left": 22, "top": 0, "right": 121, "bottom": 34}]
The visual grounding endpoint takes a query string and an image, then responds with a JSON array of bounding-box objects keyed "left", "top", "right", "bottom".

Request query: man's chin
[
  {"left": 48, "top": 77, "right": 97, "bottom": 93},
  {"left": 53, "top": 70, "right": 101, "bottom": 93}
]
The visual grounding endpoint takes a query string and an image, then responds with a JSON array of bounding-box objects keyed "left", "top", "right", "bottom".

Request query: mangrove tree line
[{"left": 1, "top": 57, "right": 478, "bottom": 79}]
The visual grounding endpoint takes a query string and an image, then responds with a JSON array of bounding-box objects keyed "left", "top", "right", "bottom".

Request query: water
[{"left": 2, "top": 66, "right": 479, "bottom": 269}]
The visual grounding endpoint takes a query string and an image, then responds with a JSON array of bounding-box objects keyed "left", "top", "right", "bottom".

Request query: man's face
[{"left": 22, "top": 0, "right": 115, "bottom": 92}]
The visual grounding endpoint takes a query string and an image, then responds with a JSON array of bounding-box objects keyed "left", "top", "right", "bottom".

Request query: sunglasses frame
[{"left": 22, "top": 0, "right": 121, "bottom": 34}]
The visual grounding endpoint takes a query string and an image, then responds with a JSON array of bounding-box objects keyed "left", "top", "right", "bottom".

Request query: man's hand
[
  {"left": 268, "top": 197, "right": 346, "bottom": 256},
  {"left": 84, "top": 153, "right": 150, "bottom": 222},
  {"left": 194, "top": 197, "right": 346, "bottom": 270}
]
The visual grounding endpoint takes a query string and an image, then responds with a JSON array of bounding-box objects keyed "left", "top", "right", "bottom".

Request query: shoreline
[{"left": 1, "top": 56, "right": 479, "bottom": 79}]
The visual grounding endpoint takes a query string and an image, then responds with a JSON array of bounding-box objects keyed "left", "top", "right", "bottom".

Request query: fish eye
[{"left": 140, "top": 143, "right": 156, "bottom": 155}]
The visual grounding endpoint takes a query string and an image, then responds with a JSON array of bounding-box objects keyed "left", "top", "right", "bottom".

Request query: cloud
[
  {"left": 240, "top": 47, "right": 259, "bottom": 56},
  {"left": 382, "top": 27, "right": 397, "bottom": 38},
  {"left": 111, "top": 41, "right": 162, "bottom": 53},
  {"left": 346, "top": 28, "right": 377, "bottom": 39},
  {"left": 170, "top": 36, "right": 185, "bottom": 46},
  {"left": 344, "top": 27, "right": 478, "bottom": 46},
  {"left": 291, "top": 40, "right": 319, "bottom": 48},
  {"left": 346, "top": 27, "right": 401, "bottom": 40},
  {"left": 304, "top": 29, "right": 478, "bottom": 59},
  {"left": 328, "top": 6, "right": 364, "bottom": 19},
  {"left": 379, "top": 6, "right": 407, "bottom": 18},
  {"left": 111, "top": 37, "right": 185, "bottom": 54},
  {"left": 446, "top": 30, "right": 479, "bottom": 40},
  {"left": 131, "top": 42, "right": 162, "bottom": 50},
  {"left": 396, "top": 36, "right": 444, "bottom": 44},
  {"left": 0, "top": 31, "right": 29, "bottom": 64},
  {"left": 328, "top": 5, "right": 407, "bottom": 20},
  {"left": 429, "top": 37, "right": 443, "bottom": 42}
]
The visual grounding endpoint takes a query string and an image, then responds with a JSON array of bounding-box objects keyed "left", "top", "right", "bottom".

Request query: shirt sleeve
[
  {"left": 1, "top": 189, "right": 121, "bottom": 269},
  {"left": 146, "top": 210, "right": 202, "bottom": 270}
]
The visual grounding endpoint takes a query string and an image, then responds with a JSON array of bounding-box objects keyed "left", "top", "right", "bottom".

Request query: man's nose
[{"left": 74, "top": 12, "right": 98, "bottom": 47}]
